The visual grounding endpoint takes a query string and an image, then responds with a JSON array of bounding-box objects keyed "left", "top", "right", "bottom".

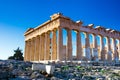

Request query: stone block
[
  {"left": 32, "top": 64, "right": 46, "bottom": 71},
  {"left": 32, "top": 64, "right": 55, "bottom": 74},
  {"left": 46, "top": 65, "right": 55, "bottom": 74}
]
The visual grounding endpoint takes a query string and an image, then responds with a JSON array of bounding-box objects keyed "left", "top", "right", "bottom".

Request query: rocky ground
[{"left": 0, "top": 60, "right": 120, "bottom": 80}]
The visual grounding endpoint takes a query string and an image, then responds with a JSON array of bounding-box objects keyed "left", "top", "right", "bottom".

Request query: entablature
[{"left": 24, "top": 13, "right": 120, "bottom": 41}]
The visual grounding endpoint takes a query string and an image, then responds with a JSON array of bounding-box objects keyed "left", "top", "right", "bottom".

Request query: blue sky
[{"left": 0, "top": 0, "right": 120, "bottom": 60}]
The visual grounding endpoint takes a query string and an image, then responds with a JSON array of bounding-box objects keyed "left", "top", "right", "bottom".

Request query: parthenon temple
[{"left": 24, "top": 13, "right": 120, "bottom": 62}]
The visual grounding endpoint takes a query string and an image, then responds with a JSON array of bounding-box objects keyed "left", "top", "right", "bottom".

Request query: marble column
[
  {"left": 116, "top": 39, "right": 119, "bottom": 60},
  {"left": 39, "top": 35, "right": 42, "bottom": 61},
  {"left": 28, "top": 40, "right": 31, "bottom": 61},
  {"left": 57, "top": 27, "right": 63, "bottom": 60},
  {"left": 66, "top": 29, "right": 72, "bottom": 61},
  {"left": 41, "top": 34, "right": 45, "bottom": 60},
  {"left": 32, "top": 37, "right": 35, "bottom": 61},
  {"left": 46, "top": 32, "right": 50, "bottom": 60},
  {"left": 93, "top": 34, "right": 98, "bottom": 61},
  {"left": 113, "top": 38, "right": 118, "bottom": 61},
  {"left": 93, "top": 34, "right": 98, "bottom": 49},
  {"left": 35, "top": 36, "right": 40, "bottom": 61},
  {"left": 24, "top": 41, "right": 27, "bottom": 61},
  {"left": 107, "top": 37, "right": 112, "bottom": 61},
  {"left": 105, "top": 37, "right": 108, "bottom": 60},
  {"left": 44, "top": 32, "right": 51, "bottom": 60},
  {"left": 26, "top": 40, "right": 30, "bottom": 61},
  {"left": 76, "top": 31, "right": 82, "bottom": 60},
  {"left": 52, "top": 29, "right": 57, "bottom": 60},
  {"left": 111, "top": 39, "right": 114, "bottom": 60},
  {"left": 34, "top": 37, "right": 36, "bottom": 61},
  {"left": 113, "top": 38, "right": 116, "bottom": 60},
  {"left": 43, "top": 33, "right": 47, "bottom": 60},
  {"left": 85, "top": 32, "right": 91, "bottom": 60},
  {"left": 43, "top": 34, "right": 45, "bottom": 60},
  {"left": 40, "top": 35, "right": 43, "bottom": 60},
  {"left": 100, "top": 36, "right": 106, "bottom": 61}
]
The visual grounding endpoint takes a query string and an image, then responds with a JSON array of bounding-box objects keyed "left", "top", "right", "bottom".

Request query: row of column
[
  {"left": 24, "top": 29, "right": 58, "bottom": 61},
  {"left": 63, "top": 29, "right": 120, "bottom": 61},
  {"left": 24, "top": 27, "right": 120, "bottom": 61},
  {"left": 100, "top": 36, "right": 120, "bottom": 61}
]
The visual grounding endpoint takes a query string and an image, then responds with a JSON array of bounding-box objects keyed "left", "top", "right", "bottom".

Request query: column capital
[
  {"left": 76, "top": 30, "right": 80, "bottom": 33},
  {"left": 41, "top": 33, "right": 45, "bottom": 36},
  {"left": 85, "top": 32, "right": 90, "bottom": 38},
  {"left": 106, "top": 36, "right": 110, "bottom": 38},
  {"left": 100, "top": 35, "right": 104, "bottom": 38},
  {"left": 36, "top": 35, "right": 40, "bottom": 38},
  {"left": 28, "top": 39, "right": 31, "bottom": 42},
  {"left": 32, "top": 37, "right": 36, "bottom": 40},
  {"left": 66, "top": 28, "right": 71, "bottom": 31},
  {"left": 93, "top": 33, "right": 97, "bottom": 36},
  {"left": 58, "top": 26, "right": 62, "bottom": 29},
  {"left": 53, "top": 28, "right": 57, "bottom": 31},
  {"left": 46, "top": 31, "right": 50, "bottom": 35}
]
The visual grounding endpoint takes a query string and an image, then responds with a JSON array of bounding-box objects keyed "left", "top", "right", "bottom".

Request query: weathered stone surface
[
  {"left": 32, "top": 63, "right": 55, "bottom": 74},
  {"left": 32, "top": 64, "right": 45, "bottom": 71},
  {"left": 46, "top": 65, "right": 55, "bottom": 74},
  {"left": 0, "top": 60, "right": 120, "bottom": 80}
]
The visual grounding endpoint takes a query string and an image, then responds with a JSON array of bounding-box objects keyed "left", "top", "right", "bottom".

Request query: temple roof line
[{"left": 24, "top": 13, "right": 120, "bottom": 36}]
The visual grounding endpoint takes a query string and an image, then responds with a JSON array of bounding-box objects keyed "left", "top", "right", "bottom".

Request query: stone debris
[{"left": 0, "top": 60, "right": 120, "bottom": 80}]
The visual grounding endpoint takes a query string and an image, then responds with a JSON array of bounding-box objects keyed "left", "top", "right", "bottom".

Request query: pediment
[{"left": 25, "top": 28, "right": 34, "bottom": 33}]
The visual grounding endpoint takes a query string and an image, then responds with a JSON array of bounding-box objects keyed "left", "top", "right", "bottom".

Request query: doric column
[
  {"left": 45, "top": 32, "right": 50, "bottom": 60},
  {"left": 111, "top": 39, "right": 114, "bottom": 60},
  {"left": 34, "top": 37, "right": 36, "bottom": 61},
  {"left": 30, "top": 38, "right": 34, "bottom": 61},
  {"left": 116, "top": 39, "right": 119, "bottom": 60},
  {"left": 34, "top": 37, "right": 37, "bottom": 61},
  {"left": 44, "top": 33, "right": 47, "bottom": 60},
  {"left": 28, "top": 40, "right": 31, "bottom": 61},
  {"left": 93, "top": 34, "right": 98, "bottom": 61},
  {"left": 24, "top": 41, "right": 27, "bottom": 61},
  {"left": 107, "top": 37, "right": 112, "bottom": 61},
  {"left": 39, "top": 34, "right": 44, "bottom": 61},
  {"left": 66, "top": 29, "right": 72, "bottom": 61},
  {"left": 85, "top": 33, "right": 90, "bottom": 47},
  {"left": 101, "top": 36, "right": 104, "bottom": 61},
  {"left": 43, "top": 34, "right": 45, "bottom": 60},
  {"left": 113, "top": 38, "right": 119, "bottom": 61},
  {"left": 52, "top": 29, "right": 57, "bottom": 60},
  {"left": 34, "top": 36, "right": 40, "bottom": 61},
  {"left": 76, "top": 31, "right": 82, "bottom": 60},
  {"left": 25, "top": 40, "right": 30, "bottom": 61},
  {"left": 39, "top": 35, "right": 42, "bottom": 61},
  {"left": 44, "top": 32, "right": 51, "bottom": 60},
  {"left": 113, "top": 38, "right": 116, "bottom": 60},
  {"left": 57, "top": 27, "right": 63, "bottom": 60},
  {"left": 93, "top": 34, "right": 97, "bottom": 49},
  {"left": 32, "top": 37, "right": 35, "bottom": 61},
  {"left": 41, "top": 34, "right": 45, "bottom": 60},
  {"left": 85, "top": 32, "right": 91, "bottom": 60},
  {"left": 101, "top": 36, "right": 106, "bottom": 61}
]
